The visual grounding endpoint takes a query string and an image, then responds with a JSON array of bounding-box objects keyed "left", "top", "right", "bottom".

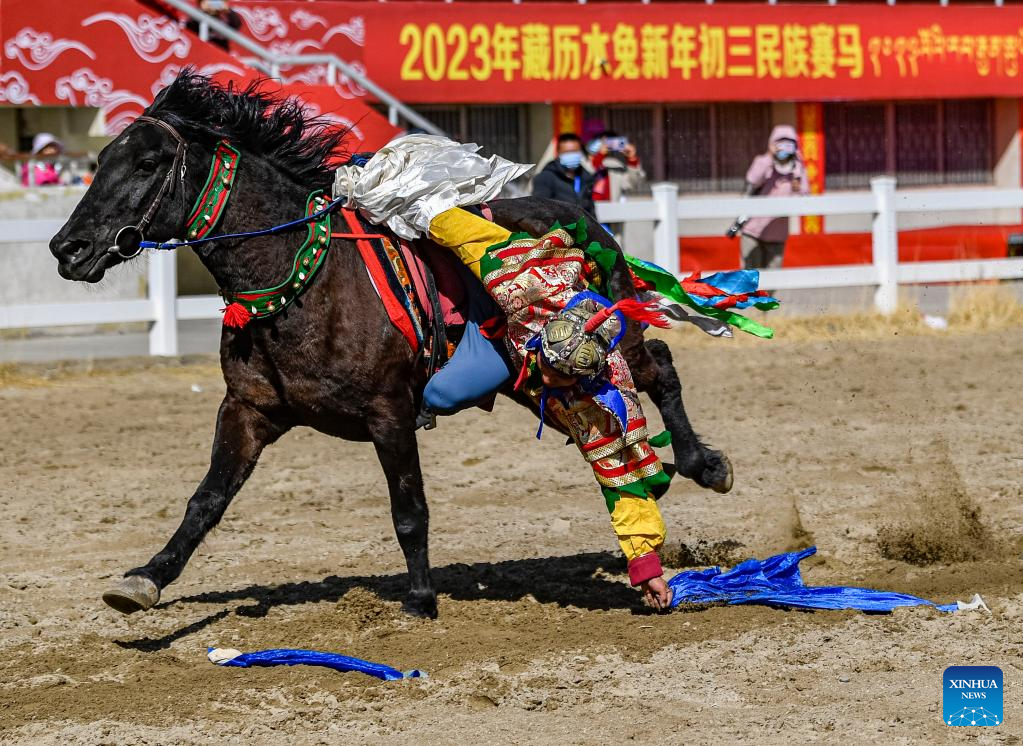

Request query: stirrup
[{"left": 415, "top": 408, "right": 437, "bottom": 431}]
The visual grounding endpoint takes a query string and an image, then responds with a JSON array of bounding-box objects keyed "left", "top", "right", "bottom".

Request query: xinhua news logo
[{"left": 943, "top": 666, "right": 1003, "bottom": 727}]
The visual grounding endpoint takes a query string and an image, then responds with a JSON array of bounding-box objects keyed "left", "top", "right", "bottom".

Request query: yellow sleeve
[
  {"left": 609, "top": 494, "right": 666, "bottom": 562},
  {"left": 427, "top": 207, "right": 513, "bottom": 279}
]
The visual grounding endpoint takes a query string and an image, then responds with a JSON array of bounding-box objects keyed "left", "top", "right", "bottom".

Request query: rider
[{"left": 336, "top": 135, "right": 676, "bottom": 608}]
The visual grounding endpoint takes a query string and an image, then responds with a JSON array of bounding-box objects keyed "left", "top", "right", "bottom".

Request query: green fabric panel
[
  {"left": 478, "top": 249, "right": 502, "bottom": 280},
  {"left": 648, "top": 430, "right": 672, "bottom": 448},
  {"left": 602, "top": 469, "right": 672, "bottom": 514},
  {"left": 602, "top": 482, "right": 647, "bottom": 515},
  {"left": 643, "top": 470, "right": 672, "bottom": 493},
  {"left": 602, "top": 487, "right": 620, "bottom": 513},
  {"left": 617, "top": 480, "right": 649, "bottom": 499}
]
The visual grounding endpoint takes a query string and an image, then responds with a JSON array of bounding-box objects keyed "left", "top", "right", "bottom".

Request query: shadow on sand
[{"left": 114, "top": 551, "right": 667, "bottom": 652}]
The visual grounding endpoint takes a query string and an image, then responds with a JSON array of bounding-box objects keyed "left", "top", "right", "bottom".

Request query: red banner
[
  {"left": 797, "top": 102, "right": 824, "bottom": 235},
  {"left": 0, "top": 0, "right": 400, "bottom": 147},
  {"left": 552, "top": 103, "right": 582, "bottom": 141},
  {"left": 347, "top": 3, "right": 1023, "bottom": 103}
]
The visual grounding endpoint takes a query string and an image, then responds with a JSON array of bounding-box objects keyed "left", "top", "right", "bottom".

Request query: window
[
  {"left": 824, "top": 103, "right": 887, "bottom": 190},
  {"left": 401, "top": 104, "right": 529, "bottom": 163},
  {"left": 944, "top": 100, "right": 993, "bottom": 184},
  {"left": 714, "top": 103, "right": 772, "bottom": 193},
  {"left": 825, "top": 99, "right": 992, "bottom": 189},
  {"left": 665, "top": 106, "right": 711, "bottom": 192}
]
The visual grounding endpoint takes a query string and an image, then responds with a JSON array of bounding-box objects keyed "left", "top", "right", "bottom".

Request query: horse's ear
[
  {"left": 147, "top": 66, "right": 196, "bottom": 114},
  {"left": 147, "top": 86, "right": 170, "bottom": 113}
]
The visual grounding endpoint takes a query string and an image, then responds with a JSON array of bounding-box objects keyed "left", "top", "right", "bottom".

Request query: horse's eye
[{"left": 137, "top": 158, "right": 158, "bottom": 173}]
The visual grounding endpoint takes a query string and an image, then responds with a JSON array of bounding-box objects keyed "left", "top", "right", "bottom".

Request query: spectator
[
  {"left": 21, "top": 133, "right": 64, "bottom": 187},
  {"left": 728, "top": 124, "right": 809, "bottom": 269},
  {"left": 588, "top": 131, "right": 646, "bottom": 203},
  {"left": 187, "top": 0, "right": 242, "bottom": 52},
  {"left": 531, "top": 132, "right": 596, "bottom": 215}
]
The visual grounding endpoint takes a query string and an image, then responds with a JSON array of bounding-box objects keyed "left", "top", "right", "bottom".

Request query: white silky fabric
[{"left": 332, "top": 134, "right": 533, "bottom": 240}]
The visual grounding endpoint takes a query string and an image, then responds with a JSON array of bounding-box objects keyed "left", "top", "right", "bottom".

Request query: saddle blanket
[{"left": 341, "top": 208, "right": 481, "bottom": 356}]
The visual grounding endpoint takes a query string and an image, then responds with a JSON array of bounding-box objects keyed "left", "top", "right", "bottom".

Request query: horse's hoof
[
  {"left": 401, "top": 591, "right": 438, "bottom": 619},
  {"left": 102, "top": 575, "right": 160, "bottom": 614},
  {"left": 705, "top": 452, "right": 734, "bottom": 494}
]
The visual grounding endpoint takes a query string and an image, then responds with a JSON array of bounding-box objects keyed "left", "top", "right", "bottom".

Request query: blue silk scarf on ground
[{"left": 667, "top": 546, "right": 958, "bottom": 612}]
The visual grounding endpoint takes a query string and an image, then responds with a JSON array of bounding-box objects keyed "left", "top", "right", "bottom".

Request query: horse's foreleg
[
  {"left": 635, "top": 339, "right": 733, "bottom": 495},
  {"left": 371, "top": 423, "right": 436, "bottom": 619},
  {"left": 102, "top": 396, "right": 284, "bottom": 614}
]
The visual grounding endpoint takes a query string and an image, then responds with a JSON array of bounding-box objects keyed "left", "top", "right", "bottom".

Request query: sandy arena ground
[{"left": 1, "top": 326, "right": 1021, "bottom": 744}]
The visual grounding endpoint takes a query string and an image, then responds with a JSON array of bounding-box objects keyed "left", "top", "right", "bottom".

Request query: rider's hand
[{"left": 640, "top": 576, "right": 673, "bottom": 611}]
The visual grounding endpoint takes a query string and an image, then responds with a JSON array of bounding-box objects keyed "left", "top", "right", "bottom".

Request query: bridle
[
  {"left": 108, "top": 115, "right": 189, "bottom": 259},
  {"left": 99, "top": 114, "right": 367, "bottom": 330}
]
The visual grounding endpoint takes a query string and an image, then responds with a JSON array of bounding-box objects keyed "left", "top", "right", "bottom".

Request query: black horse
[{"left": 50, "top": 72, "right": 731, "bottom": 618}]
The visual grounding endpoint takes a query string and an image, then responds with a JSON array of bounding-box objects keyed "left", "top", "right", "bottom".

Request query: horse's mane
[{"left": 145, "top": 70, "right": 348, "bottom": 185}]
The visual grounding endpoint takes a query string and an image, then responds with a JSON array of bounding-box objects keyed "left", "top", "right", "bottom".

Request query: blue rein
[{"left": 139, "top": 195, "right": 347, "bottom": 251}]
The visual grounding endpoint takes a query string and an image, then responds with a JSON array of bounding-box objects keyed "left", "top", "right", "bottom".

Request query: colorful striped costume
[
  {"left": 334, "top": 135, "right": 774, "bottom": 587},
  {"left": 428, "top": 208, "right": 670, "bottom": 586}
]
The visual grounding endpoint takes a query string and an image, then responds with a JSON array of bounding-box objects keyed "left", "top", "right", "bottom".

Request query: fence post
[
  {"left": 651, "top": 182, "right": 680, "bottom": 276},
  {"left": 148, "top": 250, "right": 179, "bottom": 357},
  {"left": 870, "top": 176, "right": 898, "bottom": 315}
]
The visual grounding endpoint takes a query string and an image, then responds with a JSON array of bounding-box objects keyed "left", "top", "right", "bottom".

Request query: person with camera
[
  {"left": 589, "top": 131, "right": 646, "bottom": 204},
  {"left": 531, "top": 132, "right": 597, "bottom": 215},
  {"left": 727, "top": 124, "right": 809, "bottom": 269}
]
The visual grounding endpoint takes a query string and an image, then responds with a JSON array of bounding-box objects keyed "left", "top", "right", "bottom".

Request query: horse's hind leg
[
  {"left": 102, "top": 396, "right": 284, "bottom": 613},
  {"left": 632, "top": 339, "right": 733, "bottom": 495},
  {"left": 370, "top": 422, "right": 437, "bottom": 619}
]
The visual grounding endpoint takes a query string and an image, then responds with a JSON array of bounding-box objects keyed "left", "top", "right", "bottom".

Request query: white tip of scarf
[
  {"left": 955, "top": 594, "right": 991, "bottom": 613},
  {"left": 207, "top": 647, "right": 243, "bottom": 665}
]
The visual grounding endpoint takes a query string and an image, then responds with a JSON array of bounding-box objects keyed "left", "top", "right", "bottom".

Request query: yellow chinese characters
[{"left": 397, "top": 20, "right": 869, "bottom": 83}]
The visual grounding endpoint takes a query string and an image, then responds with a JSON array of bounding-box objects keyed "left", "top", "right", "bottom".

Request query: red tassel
[
  {"left": 222, "top": 302, "right": 253, "bottom": 329},
  {"left": 584, "top": 298, "right": 671, "bottom": 333},
  {"left": 610, "top": 297, "right": 672, "bottom": 328}
]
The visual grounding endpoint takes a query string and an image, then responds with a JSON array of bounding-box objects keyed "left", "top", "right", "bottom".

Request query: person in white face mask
[
  {"left": 727, "top": 124, "right": 810, "bottom": 269},
  {"left": 531, "top": 132, "right": 597, "bottom": 215}
]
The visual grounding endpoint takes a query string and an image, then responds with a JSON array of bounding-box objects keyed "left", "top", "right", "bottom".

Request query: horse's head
[
  {"left": 50, "top": 110, "right": 197, "bottom": 283},
  {"left": 51, "top": 70, "right": 347, "bottom": 283}
]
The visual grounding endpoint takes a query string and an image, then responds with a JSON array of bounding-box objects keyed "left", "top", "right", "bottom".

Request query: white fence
[
  {"left": 595, "top": 176, "right": 1023, "bottom": 315},
  {"left": 4, "top": 177, "right": 1023, "bottom": 357},
  {"left": 0, "top": 220, "right": 221, "bottom": 356}
]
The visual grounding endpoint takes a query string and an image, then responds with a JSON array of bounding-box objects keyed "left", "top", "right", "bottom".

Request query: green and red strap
[
  {"left": 172, "top": 142, "right": 336, "bottom": 329},
  {"left": 221, "top": 191, "right": 333, "bottom": 328},
  {"left": 186, "top": 141, "right": 240, "bottom": 241}
]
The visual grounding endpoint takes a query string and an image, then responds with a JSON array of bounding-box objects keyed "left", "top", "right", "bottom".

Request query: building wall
[{"left": 527, "top": 103, "right": 554, "bottom": 167}]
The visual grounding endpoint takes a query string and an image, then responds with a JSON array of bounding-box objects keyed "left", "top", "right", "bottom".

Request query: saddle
[{"left": 341, "top": 205, "right": 513, "bottom": 425}]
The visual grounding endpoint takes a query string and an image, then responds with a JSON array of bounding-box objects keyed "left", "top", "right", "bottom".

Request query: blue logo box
[{"left": 943, "top": 666, "right": 1003, "bottom": 726}]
